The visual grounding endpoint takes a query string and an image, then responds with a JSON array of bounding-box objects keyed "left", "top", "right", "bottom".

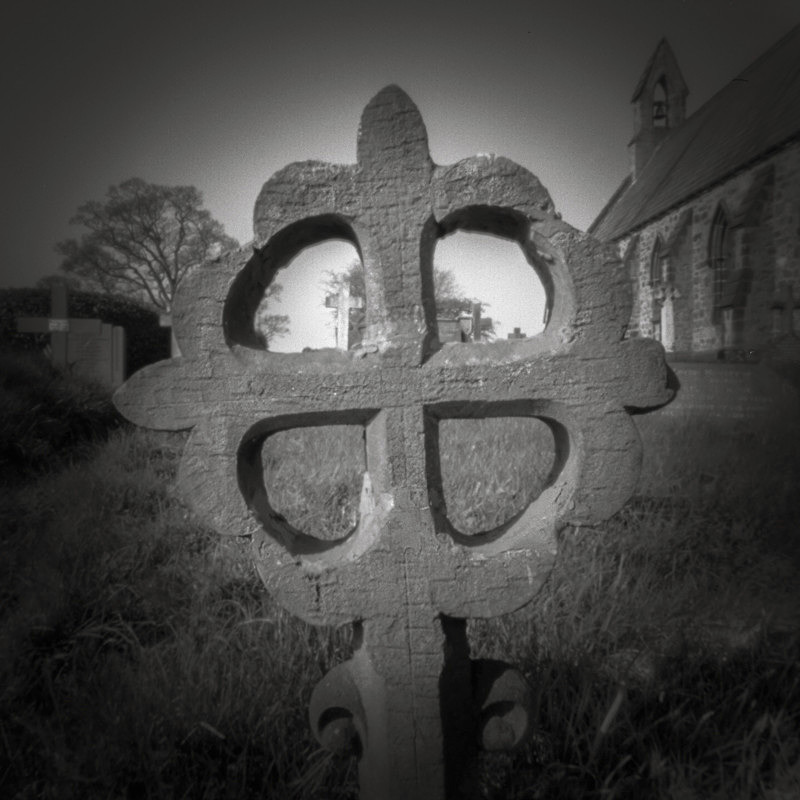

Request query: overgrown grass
[
  {"left": 467, "top": 420, "right": 800, "bottom": 798},
  {"left": 1, "top": 352, "right": 799, "bottom": 799},
  {"left": 1, "top": 425, "right": 356, "bottom": 799},
  {"left": 0, "top": 348, "right": 122, "bottom": 485}
]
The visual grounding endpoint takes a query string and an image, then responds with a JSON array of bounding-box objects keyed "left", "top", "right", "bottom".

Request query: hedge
[{"left": 0, "top": 288, "right": 171, "bottom": 377}]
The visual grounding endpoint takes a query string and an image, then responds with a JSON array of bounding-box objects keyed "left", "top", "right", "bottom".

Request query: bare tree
[
  {"left": 57, "top": 178, "right": 238, "bottom": 313},
  {"left": 255, "top": 282, "right": 291, "bottom": 349}
]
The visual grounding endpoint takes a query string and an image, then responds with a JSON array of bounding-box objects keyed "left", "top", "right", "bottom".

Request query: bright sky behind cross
[{"left": 2, "top": 0, "right": 799, "bottom": 349}]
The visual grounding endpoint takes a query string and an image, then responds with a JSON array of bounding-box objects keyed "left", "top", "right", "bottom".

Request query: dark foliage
[
  {"left": 0, "top": 350, "right": 123, "bottom": 484},
  {"left": 57, "top": 178, "right": 238, "bottom": 313}
]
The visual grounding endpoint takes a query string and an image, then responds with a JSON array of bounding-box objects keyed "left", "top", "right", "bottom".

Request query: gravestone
[
  {"left": 507, "top": 327, "right": 527, "bottom": 340},
  {"left": 437, "top": 305, "right": 492, "bottom": 344},
  {"left": 436, "top": 317, "right": 462, "bottom": 344},
  {"left": 114, "top": 86, "right": 671, "bottom": 799},
  {"left": 17, "top": 283, "right": 126, "bottom": 388},
  {"left": 327, "top": 284, "right": 489, "bottom": 348}
]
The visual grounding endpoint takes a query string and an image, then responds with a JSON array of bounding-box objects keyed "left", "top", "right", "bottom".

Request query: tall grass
[
  {"left": 1, "top": 350, "right": 798, "bottom": 799},
  {"left": 0, "top": 349, "right": 121, "bottom": 485},
  {"left": 467, "top": 415, "right": 800, "bottom": 799}
]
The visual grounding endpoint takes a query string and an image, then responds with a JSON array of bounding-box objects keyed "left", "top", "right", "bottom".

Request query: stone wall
[
  {"left": 618, "top": 139, "right": 800, "bottom": 355},
  {"left": 650, "top": 357, "right": 799, "bottom": 420}
]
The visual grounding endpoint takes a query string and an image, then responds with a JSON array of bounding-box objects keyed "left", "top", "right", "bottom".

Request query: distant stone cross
[
  {"left": 325, "top": 279, "right": 365, "bottom": 349},
  {"left": 114, "top": 86, "right": 670, "bottom": 799},
  {"left": 469, "top": 302, "right": 484, "bottom": 342}
]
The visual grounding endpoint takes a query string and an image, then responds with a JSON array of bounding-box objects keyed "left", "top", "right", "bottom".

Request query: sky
[{"left": 2, "top": 0, "right": 799, "bottom": 350}]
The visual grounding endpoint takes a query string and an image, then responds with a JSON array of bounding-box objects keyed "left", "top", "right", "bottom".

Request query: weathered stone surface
[{"left": 114, "top": 85, "right": 671, "bottom": 799}]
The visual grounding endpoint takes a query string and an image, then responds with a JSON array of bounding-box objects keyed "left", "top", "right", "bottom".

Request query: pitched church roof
[{"left": 590, "top": 25, "right": 800, "bottom": 241}]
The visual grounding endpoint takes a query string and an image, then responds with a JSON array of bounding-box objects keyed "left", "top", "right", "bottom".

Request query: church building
[{"left": 590, "top": 25, "right": 800, "bottom": 361}]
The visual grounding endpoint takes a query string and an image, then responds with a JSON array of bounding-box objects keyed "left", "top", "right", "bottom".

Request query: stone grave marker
[
  {"left": 113, "top": 86, "right": 671, "bottom": 799},
  {"left": 326, "top": 279, "right": 366, "bottom": 350},
  {"left": 17, "top": 283, "right": 126, "bottom": 388},
  {"left": 437, "top": 304, "right": 492, "bottom": 344}
]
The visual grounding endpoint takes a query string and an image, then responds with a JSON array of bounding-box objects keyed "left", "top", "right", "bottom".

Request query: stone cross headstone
[
  {"left": 17, "top": 283, "right": 126, "bottom": 388},
  {"left": 507, "top": 327, "right": 526, "bottom": 340},
  {"left": 113, "top": 86, "right": 670, "bottom": 799},
  {"left": 325, "top": 280, "right": 365, "bottom": 349},
  {"left": 17, "top": 282, "right": 70, "bottom": 366}
]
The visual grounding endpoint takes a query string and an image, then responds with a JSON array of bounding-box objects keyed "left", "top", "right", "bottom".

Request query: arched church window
[
  {"left": 650, "top": 236, "right": 664, "bottom": 285},
  {"left": 663, "top": 254, "right": 674, "bottom": 284},
  {"left": 709, "top": 205, "right": 732, "bottom": 311},
  {"left": 653, "top": 78, "right": 668, "bottom": 128}
]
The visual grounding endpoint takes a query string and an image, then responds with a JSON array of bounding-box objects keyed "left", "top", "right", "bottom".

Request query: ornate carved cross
[{"left": 114, "top": 85, "right": 670, "bottom": 799}]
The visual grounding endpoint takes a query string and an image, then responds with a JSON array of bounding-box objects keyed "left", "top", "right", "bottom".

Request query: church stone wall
[
  {"left": 653, "top": 358, "right": 798, "bottom": 420},
  {"left": 774, "top": 143, "right": 800, "bottom": 292},
  {"left": 618, "top": 139, "right": 800, "bottom": 356}
]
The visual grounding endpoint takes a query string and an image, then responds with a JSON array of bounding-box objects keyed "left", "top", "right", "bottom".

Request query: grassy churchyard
[{"left": 1, "top": 348, "right": 799, "bottom": 799}]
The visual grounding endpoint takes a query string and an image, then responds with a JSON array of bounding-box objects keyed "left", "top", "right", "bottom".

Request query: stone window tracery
[
  {"left": 650, "top": 236, "right": 664, "bottom": 285},
  {"left": 709, "top": 205, "right": 732, "bottom": 318}
]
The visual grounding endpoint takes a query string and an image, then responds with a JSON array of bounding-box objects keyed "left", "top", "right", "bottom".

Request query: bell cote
[{"left": 629, "top": 39, "right": 688, "bottom": 180}]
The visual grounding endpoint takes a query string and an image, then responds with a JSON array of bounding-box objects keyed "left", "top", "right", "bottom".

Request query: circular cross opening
[
  {"left": 223, "top": 214, "right": 362, "bottom": 352},
  {"left": 262, "top": 425, "right": 366, "bottom": 542},
  {"left": 260, "top": 242, "right": 363, "bottom": 352},
  {"left": 437, "top": 416, "right": 557, "bottom": 536},
  {"left": 434, "top": 231, "right": 546, "bottom": 343}
]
